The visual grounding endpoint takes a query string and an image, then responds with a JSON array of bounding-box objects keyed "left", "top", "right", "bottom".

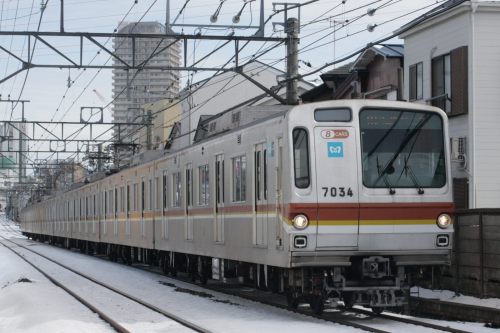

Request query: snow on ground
[
  {"left": 411, "top": 286, "right": 500, "bottom": 309},
  {"left": 0, "top": 240, "right": 114, "bottom": 333},
  {"left": 0, "top": 217, "right": 358, "bottom": 333},
  {"left": 1, "top": 214, "right": 499, "bottom": 333}
]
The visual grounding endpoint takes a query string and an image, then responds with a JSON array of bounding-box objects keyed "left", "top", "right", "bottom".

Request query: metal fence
[{"left": 439, "top": 209, "right": 500, "bottom": 298}]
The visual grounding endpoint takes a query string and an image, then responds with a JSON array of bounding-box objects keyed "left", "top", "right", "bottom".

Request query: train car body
[{"left": 20, "top": 100, "right": 454, "bottom": 313}]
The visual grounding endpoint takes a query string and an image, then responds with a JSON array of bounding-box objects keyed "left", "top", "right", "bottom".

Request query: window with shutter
[
  {"left": 409, "top": 62, "right": 423, "bottom": 101},
  {"left": 431, "top": 54, "right": 451, "bottom": 113},
  {"left": 453, "top": 177, "right": 469, "bottom": 209},
  {"left": 450, "top": 46, "right": 468, "bottom": 116},
  {"left": 431, "top": 46, "right": 468, "bottom": 116}
]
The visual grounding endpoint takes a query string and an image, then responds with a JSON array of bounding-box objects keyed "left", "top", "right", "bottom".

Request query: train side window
[
  {"left": 127, "top": 185, "right": 131, "bottom": 215},
  {"left": 172, "top": 172, "right": 182, "bottom": 207},
  {"left": 114, "top": 188, "right": 118, "bottom": 216},
  {"left": 104, "top": 191, "right": 107, "bottom": 218},
  {"left": 141, "top": 180, "right": 145, "bottom": 216},
  {"left": 232, "top": 155, "right": 247, "bottom": 202},
  {"left": 149, "top": 179, "right": 153, "bottom": 211},
  {"left": 155, "top": 177, "right": 160, "bottom": 211},
  {"left": 186, "top": 165, "right": 193, "bottom": 207},
  {"left": 120, "top": 186, "right": 124, "bottom": 213},
  {"left": 255, "top": 151, "right": 261, "bottom": 201},
  {"left": 292, "top": 128, "right": 310, "bottom": 188},
  {"left": 264, "top": 149, "right": 267, "bottom": 200},
  {"left": 134, "top": 183, "right": 138, "bottom": 212},
  {"left": 198, "top": 164, "right": 209, "bottom": 206},
  {"left": 163, "top": 173, "right": 168, "bottom": 209}
]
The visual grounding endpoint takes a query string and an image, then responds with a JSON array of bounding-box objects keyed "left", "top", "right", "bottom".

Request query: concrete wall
[{"left": 440, "top": 210, "right": 500, "bottom": 298}]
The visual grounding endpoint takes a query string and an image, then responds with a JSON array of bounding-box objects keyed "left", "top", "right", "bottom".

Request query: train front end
[{"left": 285, "top": 100, "right": 453, "bottom": 312}]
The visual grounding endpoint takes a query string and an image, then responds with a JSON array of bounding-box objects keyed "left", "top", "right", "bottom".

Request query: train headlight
[
  {"left": 293, "top": 214, "right": 309, "bottom": 230},
  {"left": 436, "top": 213, "right": 452, "bottom": 229}
]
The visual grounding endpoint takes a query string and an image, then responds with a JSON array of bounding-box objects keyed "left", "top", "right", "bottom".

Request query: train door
[
  {"left": 254, "top": 143, "right": 268, "bottom": 247},
  {"left": 275, "top": 138, "right": 284, "bottom": 249},
  {"left": 185, "top": 164, "right": 194, "bottom": 241},
  {"left": 214, "top": 154, "right": 224, "bottom": 243},
  {"left": 314, "top": 126, "right": 359, "bottom": 248}
]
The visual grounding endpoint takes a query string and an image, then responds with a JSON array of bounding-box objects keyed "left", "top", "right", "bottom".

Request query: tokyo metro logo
[{"left": 327, "top": 142, "right": 343, "bottom": 158}]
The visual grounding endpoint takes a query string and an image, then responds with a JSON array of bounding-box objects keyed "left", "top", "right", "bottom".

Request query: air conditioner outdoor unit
[{"left": 451, "top": 137, "right": 466, "bottom": 162}]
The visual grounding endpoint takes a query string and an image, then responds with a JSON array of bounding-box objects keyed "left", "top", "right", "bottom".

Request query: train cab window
[
  {"left": 314, "top": 108, "right": 351, "bottom": 122},
  {"left": 232, "top": 155, "right": 247, "bottom": 202},
  {"left": 292, "top": 128, "right": 310, "bottom": 188},
  {"left": 360, "top": 109, "right": 446, "bottom": 188}
]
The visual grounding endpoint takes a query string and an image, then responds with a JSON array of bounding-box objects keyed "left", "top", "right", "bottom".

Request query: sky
[{"left": 0, "top": 0, "right": 448, "bottom": 175}]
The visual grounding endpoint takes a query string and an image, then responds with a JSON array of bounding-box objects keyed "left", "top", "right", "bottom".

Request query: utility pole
[{"left": 286, "top": 17, "right": 299, "bottom": 105}]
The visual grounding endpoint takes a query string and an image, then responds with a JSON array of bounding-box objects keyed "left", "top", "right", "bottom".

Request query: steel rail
[
  {"left": 6, "top": 224, "right": 473, "bottom": 333},
  {"left": 350, "top": 307, "right": 473, "bottom": 333},
  {"left": 0, "top": 235, "right": 212, "bottom": 333},
  {"left": 0, "top": 236, "right": 130, "bottom": 333}
]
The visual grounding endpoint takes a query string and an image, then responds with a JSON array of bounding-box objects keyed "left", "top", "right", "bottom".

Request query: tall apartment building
[
  {"left": 112, "top": 22, "right": 181, "bottom": 164},
  {"left": 0, "top": 122, "right": 27, "bottom": 210}
]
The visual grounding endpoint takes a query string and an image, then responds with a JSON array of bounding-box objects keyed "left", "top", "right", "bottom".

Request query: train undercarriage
[{"left": 24, "top": 233, "right": 435, "bottom": 315}]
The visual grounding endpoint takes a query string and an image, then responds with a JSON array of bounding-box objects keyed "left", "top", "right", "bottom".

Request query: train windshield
[{"left": 360, "top": 108, "right": 446, "bottom": 189}]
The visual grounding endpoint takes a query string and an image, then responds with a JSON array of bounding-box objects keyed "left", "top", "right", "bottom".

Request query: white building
[
  {"left": 112, "top": 22, "right": 181, "bottom": 153},
  {"left": 398, "top": 0, "right": 500, "bottom": 208},
  {"left": 176, "top": 61, "right": 315, "bottom": 149},
  {"left": 0, "top": 122, "right": 27, "bottom": 210}
]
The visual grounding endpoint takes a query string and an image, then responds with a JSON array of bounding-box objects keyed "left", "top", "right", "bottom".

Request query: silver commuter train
[{"left": 20, "top": 100, "right": 454, "bottom": 314}]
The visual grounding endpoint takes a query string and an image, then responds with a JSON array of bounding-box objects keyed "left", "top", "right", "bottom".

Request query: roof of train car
[{"left": 25, "top": 99, "right": 445, "bottom": 205}]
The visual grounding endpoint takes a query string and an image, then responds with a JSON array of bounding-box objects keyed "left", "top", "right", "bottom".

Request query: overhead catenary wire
[
  {"left": 5, "top": 0, "right": 448, "bottom": 179},
  {"left": 45, "top": 0, "right": 415, "bottom": 170},
  {"left": 102, "top": 0, "right": 447, "bottom": 157}
]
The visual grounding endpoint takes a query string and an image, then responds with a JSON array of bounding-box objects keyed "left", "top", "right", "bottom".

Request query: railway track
[
  {"left": 0, "top": 234, "right": 212, "bottom": 333},
  {"left": 0, "top": 222, "right": 478, "bottom": 333},
  {"left": 200, "top": 281, "right": 474, "bottom": 333}
]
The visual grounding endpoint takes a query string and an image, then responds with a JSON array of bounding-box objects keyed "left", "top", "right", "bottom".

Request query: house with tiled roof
[{"left": 301, "top": 44, "right": 404, "bottom": 102}]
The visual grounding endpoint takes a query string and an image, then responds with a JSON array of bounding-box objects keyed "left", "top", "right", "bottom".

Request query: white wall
[
  {"left": 471, "top": 7, "right": 500, "bottom": 207},
  {"left": 401, "top": 2, "right": 500, "bottom": 208}
]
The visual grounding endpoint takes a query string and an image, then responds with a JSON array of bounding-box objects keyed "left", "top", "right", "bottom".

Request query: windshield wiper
[
  {"left": 373, "top": 114, "right": 432, "bottom": 188},
  {"left": 377, "top": 156, "right": 396, "bottom": 195},
  {"left": 403, "top": 156, "right": 424, "bottom": 195}
]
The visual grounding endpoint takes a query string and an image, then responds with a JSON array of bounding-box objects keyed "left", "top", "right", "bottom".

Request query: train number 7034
[{"left": 322, "top": 187, "right": 354, "bottom": 198}]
